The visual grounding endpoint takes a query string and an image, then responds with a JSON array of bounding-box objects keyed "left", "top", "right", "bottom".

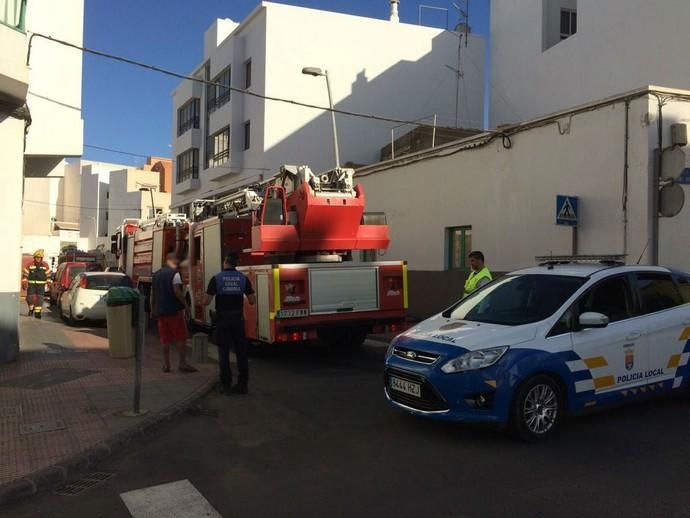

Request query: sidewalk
[{"left": 0, "top": 308, "right": 215, "bottom": 503}]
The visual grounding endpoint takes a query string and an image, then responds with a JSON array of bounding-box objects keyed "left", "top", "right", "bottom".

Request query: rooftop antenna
[
  {"left": 389, "top": 0, "right": 400, "bottom": 23},
  {"left": 444, "top": 1, "right": 470, "bottom": 128}
]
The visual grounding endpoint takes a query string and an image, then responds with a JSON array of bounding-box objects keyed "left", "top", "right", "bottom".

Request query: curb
[{"left": 0, "top": 375, "right": 215, "bottom": 507}]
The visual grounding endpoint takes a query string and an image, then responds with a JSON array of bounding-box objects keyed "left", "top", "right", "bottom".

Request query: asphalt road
[{"left": 6, "top": 324, "right": 690, "bottom": 517}]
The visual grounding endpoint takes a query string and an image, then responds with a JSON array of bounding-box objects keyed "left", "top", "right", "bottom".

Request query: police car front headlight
[{"left": 441, "top": 346, "right": 508, "bottom": 374}]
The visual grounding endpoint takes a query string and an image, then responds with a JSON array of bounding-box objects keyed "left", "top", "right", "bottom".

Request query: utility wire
[
  {"left": 28, "top": 32, "right": 452, "bottom": 128},
  {"left": 23, "top": 198, "right": 170, "bottom": 212},
  {"left": 83, "top": 144, "right": 272, "bottom": 172}
]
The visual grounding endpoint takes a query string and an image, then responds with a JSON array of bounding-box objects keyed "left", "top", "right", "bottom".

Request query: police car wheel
[{"left": 510, "top": 375, "right": 562, "bottom": 442}]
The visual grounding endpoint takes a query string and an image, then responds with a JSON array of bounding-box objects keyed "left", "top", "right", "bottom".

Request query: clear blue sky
[{"left": 82, "top": 0, "right": 490, "bottom": 166}]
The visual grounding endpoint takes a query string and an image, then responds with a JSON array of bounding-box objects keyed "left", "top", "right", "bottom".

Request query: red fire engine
[{"left": 112, "top": 165, "right": 407, "bottom": 347}]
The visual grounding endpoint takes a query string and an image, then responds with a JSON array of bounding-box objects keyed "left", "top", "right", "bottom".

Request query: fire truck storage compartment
[
  {"left": 255, "top": 273, "right": 270, "bottom": 341},
  {"left": 152, "top": 230, "right": 164, "bottom": 273},
  {"left": 203, "top": 222, "right": 222, "bottom": 323},
  {"left": 309, "top": 267, "right": 378, "bottom": 314}
]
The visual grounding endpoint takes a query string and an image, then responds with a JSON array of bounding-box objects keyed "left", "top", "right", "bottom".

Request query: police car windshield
[{"left": 448, "top": 274, "right": 585, "bottom": 326}]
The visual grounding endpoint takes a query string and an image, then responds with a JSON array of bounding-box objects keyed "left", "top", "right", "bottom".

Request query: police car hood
[{"left": 402, "top": 313, "right": 538, "bottom": 352}]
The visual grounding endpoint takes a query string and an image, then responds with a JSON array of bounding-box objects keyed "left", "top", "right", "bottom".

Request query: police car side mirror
[{"left": 578, "top": 312, "right": 609, "bottom": 329}]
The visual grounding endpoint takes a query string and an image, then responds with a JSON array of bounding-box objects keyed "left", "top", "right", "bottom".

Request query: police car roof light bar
[{"left": 535, "top": 254, "right": 626, "bottom": 266}]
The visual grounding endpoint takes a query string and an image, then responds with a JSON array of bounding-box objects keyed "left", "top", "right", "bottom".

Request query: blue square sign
[{"left": 556, "top": 195, "right": 578, "bottom": 226}]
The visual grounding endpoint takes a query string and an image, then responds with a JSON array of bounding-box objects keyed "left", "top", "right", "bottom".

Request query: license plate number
[
  {"left": 389, "top": 376, "right": 421, "bottom": 397},
  {"left": 276, "top": 308, "right": 308, "bottom": 319}
]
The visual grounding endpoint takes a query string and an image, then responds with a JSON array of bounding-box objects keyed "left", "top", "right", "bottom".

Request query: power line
[
  {"left": 83, "top": 144, "right": 272, "bottom": 173},
  {"left": 23, "top": 198, "right": 167, "bottom": 212},
  {"left": 28, "top": 32, "right": 444, "bottom": 128}
]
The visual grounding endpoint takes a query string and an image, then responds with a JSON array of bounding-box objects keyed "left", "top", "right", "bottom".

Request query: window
[
  {"left": 673, "top": 274, "right": 690, "bottom": 304},
  {"left": 1, "top": 0, "right": 27, "bottom": 31},
  {"left": 105, "top": 211, "right": 109, "bottom": 221},
  {"left": 447, "top": 275, "right": 586, "bottom": 326},
  {"left": 207, "top": 126, "right": 230, "bottom": 168},
  {"left": 635, "top": 273, "right": 683, "bottom": 315},
  {"left": 207, "top": 67, "right": 231, "bottom": 113},
  {"left": 560, "top": 8, "right": 577, "bottom": 40},
  {"left": 85, "top": 275, "right": 132, "bottom": 290},
  {"left": 177, "top": 98, "right": 200, "bottom": 136},
  {"left": 578, "top": 276, "right": 635, "bottom": 323},
  {"left": 215, "top": 67, "right": 231, "bottom": 107},
  {"left": 243, "top": 121, "right": 251, "bottom": 150},
  {"left": 176, "top": 148, "right": 199, "bottom": 183},
  {"left": 244, "top": 59, "right": 252, "bottom": 89},
  {"left": 446, "top": 226, "right": 472, "bottom": 271}
]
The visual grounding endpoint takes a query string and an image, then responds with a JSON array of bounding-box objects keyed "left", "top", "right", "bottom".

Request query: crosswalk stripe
[{"left": 120, "top": 479, "right": 221, "bottom": 517}]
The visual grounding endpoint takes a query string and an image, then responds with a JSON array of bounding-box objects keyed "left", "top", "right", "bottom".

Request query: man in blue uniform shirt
[{"left": 205, "top": 253, "right": 256, "bottom": 395}]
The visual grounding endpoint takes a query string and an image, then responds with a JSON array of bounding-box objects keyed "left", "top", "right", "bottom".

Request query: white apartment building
[
  {"left": 22, "top": 160, "right": 89, "bottom": 267},
  {"left": 105, "top": 167, "right": 171, "bottom": 240},
  {"left": 491, "top": 0, "right": 690, "bottom": 127},
  {"left": 171, "top": 1, "right": 485, "bottom": 212},
  {"left": 79, "top": 159, "right": 173, "bottom": 249},
  {"left": 357, "top": 86, "right": 690, "bottom": 318},
  {"left": 0, "top": 0, "right": 83, "bottom": 363}
]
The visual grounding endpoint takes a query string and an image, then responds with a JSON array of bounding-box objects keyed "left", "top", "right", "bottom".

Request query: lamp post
[
  {"left": 139, "top": 187, "right": 156, "bottom": 219},
  {"left": 302, "top": 66, "right": 340, "bottom": 169}
]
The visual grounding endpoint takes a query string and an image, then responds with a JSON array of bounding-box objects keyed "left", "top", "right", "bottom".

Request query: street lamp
[
  {"left": 302, "top": 66, "right": 340, "bottom": 169},
  {"left": 139, "top": 187, "right": 156, "bottom": 218}
]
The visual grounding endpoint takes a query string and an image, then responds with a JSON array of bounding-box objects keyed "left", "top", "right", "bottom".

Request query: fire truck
[
  {"left": 112, "top": 165, "right": 408, "bottom": 347},
  {"left": 58, "top": 245, "right": 107, "bottom": 268}
]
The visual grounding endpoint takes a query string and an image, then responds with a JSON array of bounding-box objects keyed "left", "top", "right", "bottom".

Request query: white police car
[{"left": 384, "top": 259, "right": 690, "bottom": 441}]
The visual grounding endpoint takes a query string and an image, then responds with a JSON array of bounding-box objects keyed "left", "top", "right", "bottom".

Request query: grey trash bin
[{"left": 105, "top": 287, "right": 140, "bottom": 359}]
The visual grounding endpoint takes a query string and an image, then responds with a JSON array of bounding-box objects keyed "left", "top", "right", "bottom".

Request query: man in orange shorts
[{"left": 151, "top": 253, "right": 197, "bottom": 373}]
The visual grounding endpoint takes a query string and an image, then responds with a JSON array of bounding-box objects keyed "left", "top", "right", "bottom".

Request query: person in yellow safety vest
[
  {"left": 22, "top": 249, "right": 51, "bottom": 319},
  {"left": 464, "top": 250, "right": 492, "bottom": 297}
]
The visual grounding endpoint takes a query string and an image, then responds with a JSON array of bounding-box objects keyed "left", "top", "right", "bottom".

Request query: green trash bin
[{"left": 105, "top": 287, "right": 140, "bottom": 359}]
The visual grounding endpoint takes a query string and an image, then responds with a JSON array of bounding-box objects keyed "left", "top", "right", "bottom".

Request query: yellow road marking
[
  {"left": 584, "top": 356, "right": 608, "bottom": 369},
  {"left": 593, "top": 375, "right": 615, "bottom": 389},
  {"left": 680, "top": 327, "right": 690, "bottom": 341},
  {"left": 668, "top": 354, "right": 681, "bottom": 369}
]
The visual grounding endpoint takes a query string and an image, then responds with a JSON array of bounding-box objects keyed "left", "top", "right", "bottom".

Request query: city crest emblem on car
[
  {"left": 624, "top": 345, "right": 634, "bottom": 371},
  {"left": 406, "top": 351, "right": 417, "bottom": 360}
]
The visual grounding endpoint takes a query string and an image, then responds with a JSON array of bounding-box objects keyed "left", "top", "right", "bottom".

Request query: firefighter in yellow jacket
[{"left": 23, "top": 250, "right": 51, "bottom": 318}]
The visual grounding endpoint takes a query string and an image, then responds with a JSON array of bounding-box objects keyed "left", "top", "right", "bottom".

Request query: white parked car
[{"left": 59, "top": 272, "right": 132, "bottom": 325}]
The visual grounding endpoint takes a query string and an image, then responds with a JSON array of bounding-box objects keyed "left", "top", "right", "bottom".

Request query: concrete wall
[
  {"left": 0, "top": 115, "right": 25, "bottom": 362},
  {"left": 357, "top": 90, "right": 690, "bottom": 317},
  {"left": 491, "top": 0, "right": 690, "bottom": 126},
  {"left": 171, "top": 1, "right": 485, "bottom": 209},
  {"left": 23, "top": 0, "right": 83, "bottom": 157},
  {"left": 107, "top": 168, "right": 171, "bottom": 238},
  {"left": 80, "top": 162, "right": 117, "bottom": 249}
]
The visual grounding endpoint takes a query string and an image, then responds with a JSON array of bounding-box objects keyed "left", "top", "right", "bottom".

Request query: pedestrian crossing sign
[{"left": 556, "top": 195, "right": 578, "bottom": 226}]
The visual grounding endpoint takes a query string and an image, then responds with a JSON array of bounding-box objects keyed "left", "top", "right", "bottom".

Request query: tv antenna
[{"left": 444, "top": 0, "right": 470, "bottom": 128}]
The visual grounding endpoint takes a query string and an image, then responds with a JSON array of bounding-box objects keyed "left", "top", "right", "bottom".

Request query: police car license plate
[
  {"left": 276, "top": 308, "right": 308, "bottom": 318},
  {"left": 390, "top": 376, "right": 421, "bottom": 398}
]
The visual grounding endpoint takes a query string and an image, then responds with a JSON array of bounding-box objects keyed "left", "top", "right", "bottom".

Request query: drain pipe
[
  {"left": 622, "top": 100, "right": 630, "bottom": 260},
  {"left": 650, "top": 94, "right": 665, "bottom": 266}
]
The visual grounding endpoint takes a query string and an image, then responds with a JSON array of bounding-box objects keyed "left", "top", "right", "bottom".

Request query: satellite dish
[
  {"left": 661, "top": 147, "right": 686, "bottom": 180},
  {"left": 659, "top": 183, "right": 685, "bottom": 217}
]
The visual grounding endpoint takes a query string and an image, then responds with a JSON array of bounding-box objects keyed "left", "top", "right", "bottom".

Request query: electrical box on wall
[{"left": 671, "top": 123, "right": 688, "bottom": 147}]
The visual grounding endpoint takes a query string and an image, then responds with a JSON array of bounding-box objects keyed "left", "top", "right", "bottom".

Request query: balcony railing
[{"left": 1, "top": 0, "right": 27, "bottom": 32}]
